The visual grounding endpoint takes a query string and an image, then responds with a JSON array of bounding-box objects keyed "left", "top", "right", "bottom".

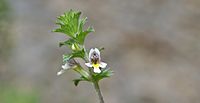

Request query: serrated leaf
[
  {"left": 63, "top": 54, "right": 72, "bottom": 63},
  {"left": 76, "top": 27, "right": 95, "bottom": 44},
  {"left": 54, "top": 10, "right": 81, "bottom": 37},
  {"left": 59, "top": 39, "right": 82, "bottom": 51},
  {"left": 63, "top": 49, "right": 85, "bottom": 63},
  {"left": 93, "top": 69, "right": 113, "bottom": 81},
  {"left": 54, "top": 10, "right": 95, "bottom": 45},
  {"left": 59, "top": 39, "right": 75, "bottom": 47},
  {"left": 79, "top": 17, "right": 87, "bottom": 32},
  {"left": 71, "top": 49, "right": 85, "bottom": 59}
]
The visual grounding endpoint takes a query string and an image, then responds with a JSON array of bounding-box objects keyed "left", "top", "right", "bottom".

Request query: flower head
[
  {"left": 85, "top": 48, "right": 107, "bottom": 73},
  {"left": 57, "top": 59, "right": 77, "bottom": 76}
]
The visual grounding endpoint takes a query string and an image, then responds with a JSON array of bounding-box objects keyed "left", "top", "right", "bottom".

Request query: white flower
[
  {"left": 57, "top": 63, "right": 70, "bottom": 76},
  {"left": 85, "top": 48, "right": 107, "bottom": 73},
  {"left": 57, "top": 69, "right": 65, "bottom": 76},
  {"left": 57, "top": 59, "right": 77, "bottom": 76},
  {"left": 62, "top": 63, "right": 71, "bottom": 70}
]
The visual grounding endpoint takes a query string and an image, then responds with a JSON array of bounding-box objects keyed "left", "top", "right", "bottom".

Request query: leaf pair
[
  {"left": 62, "top": 49, "right": 85, "bottom": 63},
  {"left": 93, "top": 69, "right": 113, "bottom": 82},
  {"left": 73, "top": 69, "right": 113, "bottom": 86}
]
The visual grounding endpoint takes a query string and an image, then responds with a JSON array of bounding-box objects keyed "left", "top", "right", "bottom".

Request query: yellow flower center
[{"left": 92, "top": 63, "right": 100, "bottom": 69}]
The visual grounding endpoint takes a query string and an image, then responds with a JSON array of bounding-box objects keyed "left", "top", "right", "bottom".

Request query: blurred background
[{"left": 1, "top": 0, "right": 200, "bottom": 103}]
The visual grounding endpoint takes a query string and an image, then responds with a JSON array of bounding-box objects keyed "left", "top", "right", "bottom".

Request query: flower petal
[
  {"left": 89, "top": 48, "right": 95, "bottom": 60},
  {"left": 93, "top": 67, "right": 101, "bottom": 73},
  {"left": 57, "top": 69, "right": 65, "bottom": 76},
  {"left": 94, "top": 48, "right": 100, "bottom": 56},
  {"left": 62, "top": 63, "right": 70, "bottom": 70},
  {"left": 85, "top": 62, "right": 92, "bottom": 67},
  {"left": 100, "top": 62, "right": 107, "bottom": 68}
]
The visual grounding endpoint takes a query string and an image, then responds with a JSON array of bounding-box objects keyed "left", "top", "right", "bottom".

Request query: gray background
[{"left": 1, "top": 0, "right": 200, "bottom": 103}]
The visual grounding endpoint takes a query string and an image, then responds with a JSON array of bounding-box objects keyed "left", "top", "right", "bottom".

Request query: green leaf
[
  {"left": 93, "top": 69, "right": 113, "bottom": 81},
  {"left": 63, "top": 49, "right": 85, "bottom": 63},
  {"left": 76, "top": 26, "right": 95, "bottom": 44},
  {"left": 78, "top": 17, "right": 87, "bottom": 32},
  {"left": 99, "top": 47, "right": 105, "bottom": 52},
  {"left": 59, "top": 39, "right": 75, "bottom": 47},
  {"left": 54, "top": 10, "right": 81, "bottom": 37},
  {"left": 71, "top": 49, "right": 85, "bottom": 59},
  {"left": 73, "top": 76, "right": 90, "bottom": 86},
  {"left": 54, "top": 10, "right": 95, "bottom": 45},
  {"left": 73, "top": 79, "right": 83, "bottom": 86},
  {"left": 73, "top": 67, "right": 90, "bottom": 82},
  {"left": 63, "top": 54, "right": 72, "bottom": 63},
  {"left": 59, "top": 39, "right": 82, "bottom": 51}
]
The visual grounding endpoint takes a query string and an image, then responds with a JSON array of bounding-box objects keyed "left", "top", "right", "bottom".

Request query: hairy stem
[{"left": 93, "top": 81, "right": 105, "bottom": 103}]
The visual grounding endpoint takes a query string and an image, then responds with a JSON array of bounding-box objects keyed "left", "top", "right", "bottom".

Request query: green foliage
[
  {"left": 73, "top": 66, "right": 90, "bottom": 82},
  {"left": 55, "top": 10, "right": 94, "bottom": 69},
  {"left": 54, "top": 10, "right": 81, "bottom": 37},
  {"left": 0, "top": 86, "right": 40, "bottom": 103},
  {"left": 76, "top": 26, "right": 94, "bottom": 44},
  {"left": 70, "top": 49, "right": 85, "bottom": 58},
  {"left": 99, "top": 47, "right": 105, "bottom": 52},
  {"left": 62, "top": 54, "right": 72, "bottom": 63},
  {"left": 73, "top": 78, "right": 83, "bottom": 86},
  {"left": 59, "top": 39, "right": 75, "bottom": 47},
  {"left": 0, "top": 0, "right": 12, "bottom": 61},
  {"left": 73, "top": 69, "right": 113, "bottom": 86},
  {"left": 55, "top": 10, "right": 113, "bottom": 88},
  {"left": 93, "top": 69, "right": 113, "bottom": 82},
  {"left": 54, "top": 9, "right": 94, "bottom": 45},
  {"left": 0, "top": 0, "right": 10, "bottom": 19},
  {"left": 73, "top": 76, "right": 90, "bottom": 86},
  {"left": 62, "top": 49, "right": 85, "bottom": 63}
]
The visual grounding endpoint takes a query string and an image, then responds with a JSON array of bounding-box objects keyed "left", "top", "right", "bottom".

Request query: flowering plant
[{"left": 54, "top": 10, "right": 113, "bottom": 103}]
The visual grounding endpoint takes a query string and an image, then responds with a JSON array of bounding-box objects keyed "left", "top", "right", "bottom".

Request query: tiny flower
[
  {"left": 85, "top": 48, "right": 107, "bottom": 73},
  {"left": 57, "top": 59, "right": 77, "bottom": 76}
]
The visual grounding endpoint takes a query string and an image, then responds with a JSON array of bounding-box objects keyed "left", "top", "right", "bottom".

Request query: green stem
[
  {"left": 93, "top": 81, "right": 105, "bottom": 103},
  {"left": 89, "top": 67, "right": 105, "bottom": 103}
]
